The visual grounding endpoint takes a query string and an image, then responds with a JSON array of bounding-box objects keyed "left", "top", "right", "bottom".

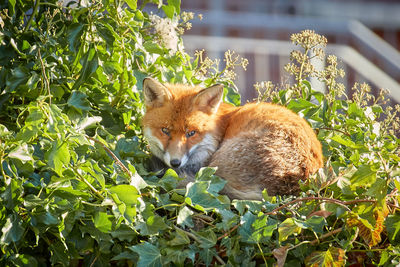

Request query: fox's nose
[{"left": 170, "top": 159, "right": 181, "bottom": 168}]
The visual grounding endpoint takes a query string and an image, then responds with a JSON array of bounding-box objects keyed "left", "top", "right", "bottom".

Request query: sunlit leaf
[
  {"left": 305, "top": 247, "right": 345, "bottom": 267},
  {"left": 8, "top": 143, "right": 33, "bottom": 163},
  {"left": 278, "top": 218, "right": 302, "bottom": 242}
]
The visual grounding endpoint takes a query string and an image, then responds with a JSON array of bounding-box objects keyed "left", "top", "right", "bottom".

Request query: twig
[
  {"left": 38, "top": 48, "right": 52, "bottom": 104},
  {"left": 318, "top": 127, "right": 351, "bottom": 137},
  {"left": 74, "top": 167, "right": 104, "bottom": 200},
  {"left": 217, "top": 225, "right": 239, "bottom": 240},
  {"left": 265, "top": 197, "right": 378, "bottom": 215},
  {"left": 87, "top": 136, "right": 131, "bottom": 176},
  {"left": 309, "top": 227, "right": 343, "bottom": 245}
]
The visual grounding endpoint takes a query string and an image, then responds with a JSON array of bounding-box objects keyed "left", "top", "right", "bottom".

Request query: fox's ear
[
  {"left": 143, "top": 77, "right": 172, "bottom": 108},
  {"left": 193, "top": 84, "right": 224, "bottom": 114}
]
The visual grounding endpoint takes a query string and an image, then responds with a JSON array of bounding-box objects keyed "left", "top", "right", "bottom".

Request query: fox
[{"left": 142, "top": 77, "right": 323, "bottom": 200}]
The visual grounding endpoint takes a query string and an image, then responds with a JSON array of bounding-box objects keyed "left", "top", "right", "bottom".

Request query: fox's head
[{"left": 142, "top": 78, "right": 225, "bottom": 172}]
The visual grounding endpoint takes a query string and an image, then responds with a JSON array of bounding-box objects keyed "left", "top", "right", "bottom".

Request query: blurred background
[{"left": 181, "top": 0, "right": 400, "bottom": 104}]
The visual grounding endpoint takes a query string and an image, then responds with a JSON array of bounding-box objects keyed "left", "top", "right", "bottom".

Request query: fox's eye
[
  {"left": 161, "top": 127, "right": 170, "bottom": 136},
  {"left": 186, "top": 130, "right": 196, "bottom": 138}
]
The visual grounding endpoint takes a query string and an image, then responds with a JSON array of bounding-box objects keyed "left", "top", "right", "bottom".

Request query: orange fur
[{"left": 142, "top": 78, "right": 323, "bottom": 200}]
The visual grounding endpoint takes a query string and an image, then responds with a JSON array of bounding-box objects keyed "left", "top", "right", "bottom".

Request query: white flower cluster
[{"left": 149, "top": 14, "right": 179, "bottom": 54}]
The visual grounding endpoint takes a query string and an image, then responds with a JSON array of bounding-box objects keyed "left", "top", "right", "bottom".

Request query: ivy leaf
[
  {"left": 144, "top": 215, "right": 169, "bottom": 235},
  {"left": 0, "top": 215, "right": 24, "bottom": 245},
  {"left": 193, "top": 229, "right": 217, "bottom": 249},
  {"left": 185, "top": 181, "right": 228, "bottom": 212},
  {"left": 67, "top": 23, "right": 84, "bottom": 52},
  {"left": 331, "top": 135, "right": 362, "bottom": 149},
  {"left": 45, "top": 140, "right": 70, "bottom": 176},
  {"left": 278, "top": 218, "right": 302, "bottom": 242},
  {"left": 67, "top": 91, "right": 91, "bottom": 112},
  {"left": 72, "top": 47, "right": 99, "bottom": 90},
  {"left": 76, "top": 116, "right": 102, "bottom": 131},
  {"left": 49, "top": 241, "right": 70, "bottom": 265},
  {"left": 177, "top": 206, "right": 194, "bottom": 228},
  {"left": 305, "top": 216, "right": 327, "bottom": 234},
  {"left": 8, "top": 143, "right": 33, "bottom": 163},
  {"left": 167, "top": 228, "right": 190, "bottom": 246},
  {"left": 239, "top": 211, "right": 257, "bottom": 243},
  {"left": 130, "top": 242, "right": 162, "bottom": 267},
  {"left": 125, "top": 0, "right": 137, "bottom": 10},
  {"left": 109, "top": 185, "right": 139, "bottom": 223},
  {"left": 305, "top": 247, "right": 345, "bottom": 267},
  {"left": 385, "top": 214, "right": 400, "bottom": 244},
  {"left": 94, "top": 211, "right": 113, "bottom": 233},
  {"left": 350, "top": 165, "right": 377, "bottom": 188}
]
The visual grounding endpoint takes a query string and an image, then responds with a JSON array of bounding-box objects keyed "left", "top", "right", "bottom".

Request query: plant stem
[
  {"left": 74, "top": 167, "right": 104, "bottom": 200},
  {"left": 265, "top": 197, "right": 378, "bottom": 215},
  {"left": 318, "top": 127, "right": 351, "bottom": 137},
  {"left": 23, "top": 0, "right": 41, "bottom": 34},
  {"left": 309, "top": 227, "right": 343, "bottom": 245},
  {"left": 217, "top": 225, "right": 238, "bottom": 240},
  {"left": 87, "top": 136, "right": 131, "bottom": 176},
  {"left": 37, "top": 48, "right": 52, "bottom": 105}
]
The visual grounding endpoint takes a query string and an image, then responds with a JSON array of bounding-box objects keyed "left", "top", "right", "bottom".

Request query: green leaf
[
  {"left": 111, "top": 225, "right": 136, "bottom": 242},
  {"left": 76, "top": 116, "right": 102, "bottom": 131},
  {"left": 252, "top": 214, "right": 278, "bottom": 242},
  {"left": 348, "top": 102, "right": 364, "bottom": 118},
  {"left": 9, "top": 254, "right": 38, "bottom": 267},
  {"left": 162, "top": 5, "right": 175, "bottom": 19},
  {"left": 198, "top": 248, "right": 217, "bottom": 266},
  {"left": 96, "top": 23, "right": 115, "bottom": 48},
  {"left": 8, "top": 143, "right": 33, "bottom": 163},
  {"left": 45, "top": 140, "right": 70, "bottom": 176},
  {"left": 385, "top": 215, "right": 400, "bottom": 244},
  {"left": 72, "top": 47, "right": 99, "bottom": 90},
  {"left": 177, "top": 206, "right": 194, "bottom": 228},
  {"left": 278, "top": 218, "right": 302, "bottom": 242},
  {"left": 67, "top": 91, "right": 91, "bottom": 112},
  {"left": 130, "top": 242, "right": 162, "bottom": 267},
  {"left": 0, "top": 215, "right": 24, "bottom": 245},
  {"left": 167, "top": 228, "right": 190, "bottom": 246},
  {"left": 94, "top": 211, "right": 113, "bottom": 233},
  {"left": 8, "top": 0, "right": 16, "bottom": 14},
  {"left": 145, "top": 215, "right": 169, "bottom": 234},
  {"left": 185, "top": 181, "right": 228, "bottom": 212},
  {"left": 49, "top": 241, "right": 70, "bottom": 265},
  {"left": 67, "top": 23, "right": 84, "bottom": 52},
  {"left": 239, "top": 211, "right": 257, "bottom": 243},
  {"left": 193, "top": 229, "right": 217, "bottom": 249},
  {"left": 109, "top": 185, "right": 139, "bottom": 223},
  {"left": 350, "top": 165, "right": 377, "bottom": 187},
  {"left": 6, "top": 66, "right": 29, "bottom": 92},
  {"left": 125, "top": 0, "right": 137, "bottom": 10},
  {"left": 366, "top": 178, "right": 387, "bottom": 203},
  {"left": 168, "top": 0, "right": 181, "bottom": 14},
  {"left": 305, "top": 216, "right": 326, "bottom": 234},
  {"left": 144, "top": 41, "right": 165, "bottom": 54},
  {"left": 331, "top": 135, "right": 362, "bottom": 149}
]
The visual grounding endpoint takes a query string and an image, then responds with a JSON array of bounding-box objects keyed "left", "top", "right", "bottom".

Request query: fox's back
[{"left": 210, "top": 102, "right": 323, "bottom": 199}]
